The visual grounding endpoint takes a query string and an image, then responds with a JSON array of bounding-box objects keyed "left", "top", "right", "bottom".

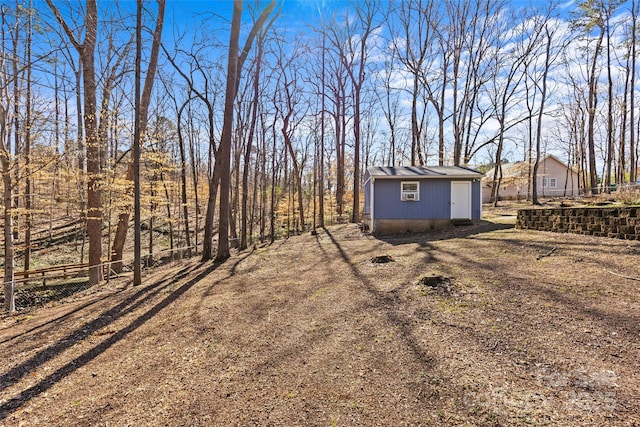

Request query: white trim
[
  {"left": 479, "top": 183, "right": 482, "bottom": 219},
  {"left": 542, "top": 177, "right": 558, "bottom": 188},
  {"left": 370, "top": 173, "right": 482, "bottom": 180},
  {"left": 451, "top": 181, "right": 472, "bottom": 219},
  {"left": 401, "top": 181, "right": 420, "bottom": 201},
  {"left": 370, "top": 176, "right": 375, "bottom": 232}
]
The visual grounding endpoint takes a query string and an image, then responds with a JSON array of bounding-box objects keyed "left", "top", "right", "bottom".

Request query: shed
[{"left": 363, "top": 166, "right": 483, "bottom": 235}]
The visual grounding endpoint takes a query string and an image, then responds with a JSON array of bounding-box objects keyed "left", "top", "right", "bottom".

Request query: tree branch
[{"left": 45, "top": 0, "right": 83, "bottom": 53}]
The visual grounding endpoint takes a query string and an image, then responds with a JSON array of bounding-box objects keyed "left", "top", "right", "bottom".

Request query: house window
[
  {"left": 401, "top": 181, "right": 419, "bottom": 201},
  {"left": 542, "top": 177, "right": 557, "bottom": 188}
]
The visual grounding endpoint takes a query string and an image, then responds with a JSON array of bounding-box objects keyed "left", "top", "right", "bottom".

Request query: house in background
[
  {"left": 363, "top": 166, "right": 483, "bottom": 235},
  {"left": 482, "top": 154, "right": 580, "bottom": 203}
]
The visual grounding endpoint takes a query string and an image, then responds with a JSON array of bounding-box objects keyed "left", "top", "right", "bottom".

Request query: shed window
[{"left": 401, "top": 181, "right": 419, "bottom": 201}]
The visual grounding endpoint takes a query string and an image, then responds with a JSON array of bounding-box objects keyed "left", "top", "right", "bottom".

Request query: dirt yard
[{"left": 1, "top": 215, "right": 639, "bottom": 426}]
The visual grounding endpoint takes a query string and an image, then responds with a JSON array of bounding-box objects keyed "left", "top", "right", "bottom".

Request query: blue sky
[
  {"left": 158, "top": 0, "right": 637, "bottom": 167},
  {"left": 163, "top": 0, "right": 576, "bottom": 25},
  {"left": 32, "top": 0, "right": 637, "bottom": 169}
]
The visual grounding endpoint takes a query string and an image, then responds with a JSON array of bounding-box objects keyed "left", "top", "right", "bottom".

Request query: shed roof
[{"left": 368, "top": 165, "right": 483, "bottom": 179}]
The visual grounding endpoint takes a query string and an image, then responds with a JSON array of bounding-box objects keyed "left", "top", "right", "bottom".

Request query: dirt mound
[{"left": 370, "top": 254, "right": 393, "bottom": 263}]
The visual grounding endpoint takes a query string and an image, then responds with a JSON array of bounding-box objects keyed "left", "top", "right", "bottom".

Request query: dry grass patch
[{"left": 1, "top": 221, "right": 639, "bottom": 426}]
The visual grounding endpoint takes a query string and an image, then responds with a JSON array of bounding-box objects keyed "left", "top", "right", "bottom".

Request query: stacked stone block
[{"left": 516, "top": 207, "right": 640, "bottom": 240}]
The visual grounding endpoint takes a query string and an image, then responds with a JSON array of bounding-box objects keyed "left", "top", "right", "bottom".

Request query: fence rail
[
  {"left": 2, "top": 244, "right": 200, "bottom": 312},
  {"left": 12, "top": 263, "right": 89, "bottom": 286}
]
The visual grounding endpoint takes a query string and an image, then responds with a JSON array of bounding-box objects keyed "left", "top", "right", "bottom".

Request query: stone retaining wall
[{"left": 516, "top": 206, "right": 640, "bottom": 240}]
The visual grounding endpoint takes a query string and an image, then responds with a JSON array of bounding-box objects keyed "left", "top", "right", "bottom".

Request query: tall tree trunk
[
  {"left": 587, "top": 31, "right": 604, "bottom": 194},
  {"left": 200, "top": 72, "right": 223, "bottom": 261},
  {"left": 281, "top": 130, "right": 305, "bottom": 231},
  {"left": 133, "top": 0, "right": 143, "bottom": 285},
  {"left": 604, "top": 13, "right": 614, "bottom": 192},
  {"left": 241, "top": 40, "right": 262, "bottom": 250},
  {"left": 23, "top": 8, "right": 32, "bottom": 273},
  {"left": 210, "top": 0, "right": 275, "bottom": 260},
  {"left": 160, "top": 173, "right": 174, "bottom": 254},
  {"left": 618, "top": 40, "right": 631, "bottom": 186},
  {"left": 249, "top": 134, "right": 260, "bottom": 244},
  {"left": 177, "top": 100, "right": 192, "bottom": 256},
  {"left": 411, "top": 77, "right": 420, "bottom": 166},
  {"left": 73, "top": 67, "right": 85, "bottom": 222},
  {"left": 2, "top": 163, "right": 15, "bottom": 312},
  {"left": 491, "top": 117, "right": 506, "bottom": 207},
  {"left": 109, "top": 0, "right": 165, "bottom": 273},
  {"left": 333, "top": 90, "right": 344, "bottom": 218},
  {"left": 1, "top": 101, "right": 16, "bottom": 312},
  {"left": 230, "top": 136, "right": 240, "bottom": 248},
  {"left": 188, "top": 108, "right": 200, "bottom": 252},
  {"left": 532, "top": 26, "right": 553, "bottom": 205},
  {"left": 630, "top": 0, "right": 637, "bottom": 184},
  {"left": 48, "top": 0, "right": 103, "bottom": 282},
  {"left": 215, "top": 0, "right": 243, "bottom": 261},
  {"left": 82, "top": 0, "right": 102, "bottom": 284},
  {"left": 260, "top": 112, "right": 267, "bottom": 241},
  {"left": 318, "top": 33, "right": 325, "bottom": 228},
  {"left": 352, "top": 93, "right": 361, "bottom": 223},
  {"left": 269, "top": 120, "right": 276, "bottom": 243},
  {"left": 202, "top": 165, "right": 221, "bottom": 260},
  {"left": 11, "top": 12, "right": 20, "bottom": 243}
]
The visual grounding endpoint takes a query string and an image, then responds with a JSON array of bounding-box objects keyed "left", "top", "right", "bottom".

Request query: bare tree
[
  {"left": 319, "top": 32, "right": 326, "bottom": 227},
  {"left": 54, "top": 37, "right": 85, "bottom": 215},
  {"left": 22, "top": 3, "right": 33, "bottom": 273},
  {"left": 391, "top": 0, "right": 437, "bottom": 166},
  {"left": 0, "top": 104, "right": 15, "bottom": 311},
  {"left": 532, "top": 24, "right": 556, "bottom": 205},
  {"left": 572, "top": 0, "right": 607, "bottom": 194},
  {"left": 139, "top": 0, "right": 164, "bottom": 283},
  {"left": 1, "top": 5, "right": 16, "bottom": 310},
  {"left": 215, "top": 0, "right": 277, "bottom": 261},
  {"left": 274, "top": 36, "right": 310, "bottom": 232},
  {"left": 374, "top": 44, "right": 401, "bottom": 166},
  {"left": 110, "top": 0, "right": 165, "bottom": 274},
  {"left": 488, "top": 8, "right": 545, "bottom": 206},
  {"left": 323, "top": 44, "right": 348, "bottom": 219},
  {"left": 629, "top": 0, "right": 637, "bottom": 184},
  {"left": 617, "top": 3, "right": 634, "bottom": 186},
  {"left": 47, "top": 0, "right": 103, "bottom": 284},
  {"left": 602, "top": 0, "right": 624, "bottom": 191},
  {"left": 240, "top": 30, "right": 266, "bottom": 249},
  {"left": 173, "top": 95, "right": 194, "bottom": 256},
  {"left": 306, "top": 27, "right": 329, "bottom": 227},
  {"left": 162, "top": 38, "right": 224, "bottom": 262},
  {"left": 326, "top": 1, "right": 380, "bottom": 223}
]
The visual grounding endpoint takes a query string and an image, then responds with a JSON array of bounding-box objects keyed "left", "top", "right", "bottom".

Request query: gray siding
[{"left": 374, "top": 179, "right": 451, "bottom": 220}]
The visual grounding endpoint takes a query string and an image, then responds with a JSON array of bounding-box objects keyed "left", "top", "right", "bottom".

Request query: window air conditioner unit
[{"left": 402, "top": 192, "right": 418, "bottom": 201}]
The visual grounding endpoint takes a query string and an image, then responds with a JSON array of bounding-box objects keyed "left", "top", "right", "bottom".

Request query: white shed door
[{"left": 451, "top": 181, "right": 471, "bottom": 219}]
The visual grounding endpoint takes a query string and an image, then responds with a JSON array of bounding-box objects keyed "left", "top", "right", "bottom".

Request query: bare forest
[{"left": 2, "top": 0, "right": 640, "bottom": 313}]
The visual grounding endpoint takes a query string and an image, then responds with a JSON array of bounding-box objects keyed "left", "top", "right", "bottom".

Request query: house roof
[
  {"left": 483, "top": 154, "right": 574, "bottom": 180},
  {"left": 483, "top": 162, "right": 527, "bottom": 180},
  {"left": 368, "top": 165, "right": 484, "bottom": 179}
]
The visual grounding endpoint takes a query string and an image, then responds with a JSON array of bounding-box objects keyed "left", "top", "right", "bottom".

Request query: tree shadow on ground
[
  {"left": 321, "top": 227, "right": 435, "bottom": 370},
  {"left": 375, "top": 220, "right": 514, "bottom": 246},
  {"left": 323, "top": 223, "right": 640, "bottom": 422},
  {"left": 0, "top": 261, "right": 222, "bottom": 420}
]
